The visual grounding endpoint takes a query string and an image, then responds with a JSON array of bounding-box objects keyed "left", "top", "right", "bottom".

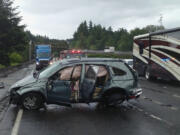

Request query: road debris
[{"left": 0, "top": 82, "right": 4, "bottom": 88}]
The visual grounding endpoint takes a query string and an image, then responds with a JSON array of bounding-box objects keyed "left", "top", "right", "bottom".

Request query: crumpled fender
[{"left": 17, "top": 86, "right": 47, "bottom": 99}]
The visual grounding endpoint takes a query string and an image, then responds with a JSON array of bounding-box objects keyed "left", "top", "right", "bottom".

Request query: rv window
[{"left": 155, "top": 48, "right": 180, "bottom": 61}]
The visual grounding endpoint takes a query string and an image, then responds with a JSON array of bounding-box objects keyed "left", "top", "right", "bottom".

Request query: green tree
[
  {"left": 9, "top": 52, "right": 23, "bottom": 65},
  {"left": 144, "top": 25, "right": 165, "bottom": 32},
  {"left": 70, "top": 20, "right": 166, "bottom": 52},
  {"left": 0, "top": 0, "right": 29, "bottom": 66}
]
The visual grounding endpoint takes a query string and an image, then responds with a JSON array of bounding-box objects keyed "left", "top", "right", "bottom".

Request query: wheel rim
[
  {"left": 23, "top": 95, "right": 38, "bottom": 110},
  {"left": 108, "top": 96, "right": 124, "bottom": 106},
  {"left": 109, "top": 99, "right": 123, "bottom": 106}
]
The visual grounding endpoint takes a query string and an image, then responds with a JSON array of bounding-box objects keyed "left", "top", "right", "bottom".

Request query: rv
[{"left": 133, "top": 28, "right": 180, "bottom": 81}]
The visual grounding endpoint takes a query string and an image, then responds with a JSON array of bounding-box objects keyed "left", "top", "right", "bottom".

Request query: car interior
[
  {"left": 93, "top": 65, "right": 109, "bottom": 98},
  {"left": 57, "top": 64, "right": 109, "bottom": 101},
  {"left": 85, "top": 65, "right": 109, "bottom": 99}
]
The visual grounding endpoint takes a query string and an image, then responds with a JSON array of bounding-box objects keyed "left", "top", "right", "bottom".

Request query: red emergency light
[{"left": 71, "top": 50, "right": 82, "bottom": 53}]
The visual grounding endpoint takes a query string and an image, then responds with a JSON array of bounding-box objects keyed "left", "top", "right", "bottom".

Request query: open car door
[
  {"left": 47, "top": 66, "right": 74, "bottom": 104},
  {"left": 80, "top": 65, "right": 99, "bottom": 101}
]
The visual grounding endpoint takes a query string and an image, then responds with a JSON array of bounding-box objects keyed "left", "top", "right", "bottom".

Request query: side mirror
[
  {"left": 47, "top": 80, "right": 53, "bottom": 90},
  {"left": 33, "top": 71, "right": 38, "bottom": 78}
]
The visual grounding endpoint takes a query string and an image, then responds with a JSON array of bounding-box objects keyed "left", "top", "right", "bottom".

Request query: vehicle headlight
[
  {"left": 9, "top": 87, "right": 21, "bottom": 94},
  {"left": 36, "top": 62, "right": 39, "bottom": 65}
]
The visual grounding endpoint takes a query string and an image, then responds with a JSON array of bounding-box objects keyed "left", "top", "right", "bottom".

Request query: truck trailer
[{"left": 36, "top": 44, "right": 51, "bottom": 70}]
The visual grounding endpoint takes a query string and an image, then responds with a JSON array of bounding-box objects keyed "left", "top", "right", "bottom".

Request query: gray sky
[{"left": 14, "top": 0, "right": 180, "bottom": 39}]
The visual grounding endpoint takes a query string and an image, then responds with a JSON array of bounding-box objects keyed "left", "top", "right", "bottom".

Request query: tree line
[{"left": 70, "top": 21, "right": 165, "bottom": 51}]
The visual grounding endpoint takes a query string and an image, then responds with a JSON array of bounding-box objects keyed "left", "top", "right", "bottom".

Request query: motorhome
[{"left": 133, "top": 28, "right": 180, "bottom": 81}]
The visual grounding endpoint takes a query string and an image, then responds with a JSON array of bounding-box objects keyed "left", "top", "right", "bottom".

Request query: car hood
[
  {"left": 16, "top": 75, "right": 36, "bottom": 86},
  {"left": 10, "top": 74, "right": 47, "bottom": 90}
]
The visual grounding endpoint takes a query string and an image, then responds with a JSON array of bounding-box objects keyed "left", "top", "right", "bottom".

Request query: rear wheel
[
  {"left": 21, "top": 93, "right": 44, "bottom": 110},
  {"left": 105, "top": 92, "right": 125, "bottom": 107}
]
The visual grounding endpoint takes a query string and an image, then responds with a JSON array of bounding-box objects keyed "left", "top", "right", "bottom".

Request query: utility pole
[
  {"left": 159, "top": 13, "right": 163, "bottom": 26},
  {"left": 29, "top": 40, "right": 32, "bottom": 62}
]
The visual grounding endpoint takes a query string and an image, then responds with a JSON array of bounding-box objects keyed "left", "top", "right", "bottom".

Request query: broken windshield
[{"left": 39, "top": 61, "right": 60, "bottom": 79}]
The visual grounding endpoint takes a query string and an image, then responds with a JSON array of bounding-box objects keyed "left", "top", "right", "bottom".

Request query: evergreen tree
[
  {"left": 70, "top": 20, "right": 165, "bottom": 51},
  {"left": 0, "top": 0, "right": 28, "bottom": 66}
]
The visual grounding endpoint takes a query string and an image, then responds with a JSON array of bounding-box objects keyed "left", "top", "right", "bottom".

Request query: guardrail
[
  {"left": 83, "top": 50, "right": 132, "bottom": 55},
  {"left": 0, "top": 60, "right": 35, "bottom": 77}
]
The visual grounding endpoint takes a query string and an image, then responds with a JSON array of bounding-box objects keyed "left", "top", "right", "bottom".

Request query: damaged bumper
[
  {"left": 9, "top": 91, "right": 21, "bottom": 104},
  {"left": 128, "top": 88, "right": 142, "bottom": 99}
]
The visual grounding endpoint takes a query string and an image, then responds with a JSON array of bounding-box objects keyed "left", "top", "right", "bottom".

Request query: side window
[
  {"left": 59, "top": 66, "right": 73, "bottom": 81},
  {"left": 112, "top": 67, "right": 126, "bottom": 76}
]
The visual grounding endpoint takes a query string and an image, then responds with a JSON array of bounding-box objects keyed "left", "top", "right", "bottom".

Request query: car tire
[
  {"left": 21, "top": 93, "right": 44, "bottom": 110},
  {"left": 105, "top": 92, "right": 124, "bottom": 107},
  {"left": 145, "top": 68, "right": 157, "bottom": 81},
  {"left": 145, "top": 69, "right": 151, "bottom": 80}
]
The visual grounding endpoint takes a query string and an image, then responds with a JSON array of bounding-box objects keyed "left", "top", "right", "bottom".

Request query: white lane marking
[
  {"left": 137, "top": 108, "right": 143, "bottom": 112},
  {"left": 128, "top": 102, "right": 173, "bottom": 126},
  {"left": 150, "top": 114, "right": 162, "bottom": 121},
  {"left": 152, "top": 100, "right": 162, "bottom": 105},
  {"left": 142, "top": 96, "right": 178, "bottom": 111},
  {"left": 150, "top": 114, "right": 173, "bottom": 126},
  {"left": 173, "top": 94, "right": 180, "bottom": 99},
  {"left": 170, "top": 107, "right": 178, "bottom": 111},
  {"left": 11, "top": 109, "right": 23, "bottom": 135}
]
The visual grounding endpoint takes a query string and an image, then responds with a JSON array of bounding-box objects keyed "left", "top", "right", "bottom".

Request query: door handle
[{"left": 64, "top": 82, "right": 69, "bottom": 86}]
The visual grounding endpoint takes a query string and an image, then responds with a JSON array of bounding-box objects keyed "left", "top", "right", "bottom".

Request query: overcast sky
[{"left": 14, "top": 0, "right": 180, "bottom": 39}]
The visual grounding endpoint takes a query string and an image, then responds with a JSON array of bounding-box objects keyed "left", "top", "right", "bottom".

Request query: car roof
[
  {"left": 60, "top": 58, "right": 124, "bottom": 65},
  {"left": 70, "top": 58, "right": 123, "bottom": 62}
]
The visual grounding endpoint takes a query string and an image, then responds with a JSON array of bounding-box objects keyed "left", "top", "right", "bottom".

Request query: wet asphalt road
[{"left": 0, "top": 65, "right": 180, "bottom": 135}]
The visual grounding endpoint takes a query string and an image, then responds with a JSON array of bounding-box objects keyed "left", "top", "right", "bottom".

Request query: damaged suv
[{"left": 9, "top": 58, "right": 142, "bottom": 110}]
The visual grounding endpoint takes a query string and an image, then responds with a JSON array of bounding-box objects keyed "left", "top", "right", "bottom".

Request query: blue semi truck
[{"left": 35, "top": 44, "right": 51, "bottom": 70}]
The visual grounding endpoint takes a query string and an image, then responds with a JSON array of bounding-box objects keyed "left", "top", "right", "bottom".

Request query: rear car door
[{"left": 80, "top": 65, "right": 99, "bottom": 101}]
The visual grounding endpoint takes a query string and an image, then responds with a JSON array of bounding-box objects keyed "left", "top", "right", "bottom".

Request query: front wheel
[{"left": 21, "top": 93, "right": 44, "bottom": 110}]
